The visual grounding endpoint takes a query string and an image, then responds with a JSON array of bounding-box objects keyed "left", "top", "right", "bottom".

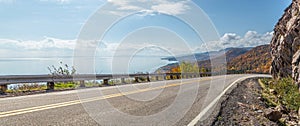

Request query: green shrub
[
  {"left": 6, "top": 83, "right": 47, "bottom": 93},
  {"left": 107, "top": 79, "right": 121, "bottom": 86},
  {"left": 48, "top": 61, "right": 76, "bottom": 76},
  {"left": 262, "top": 78, "right": 300, "bottom": 111},
  {"left": 54, "top": 82, "right": 77, "bottom": 89},
  {"left": 85, "top": 81, "right": 101, "bottom": 87}
]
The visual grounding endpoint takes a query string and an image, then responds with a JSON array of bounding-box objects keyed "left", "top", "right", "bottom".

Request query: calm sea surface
[{"left": 0, "top": 56, "right": 172, "bottom": 75}]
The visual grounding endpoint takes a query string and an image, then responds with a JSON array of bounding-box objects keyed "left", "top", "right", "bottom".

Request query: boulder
[{"left": 264, "top": 109, "right": 282, "bottom": 122}]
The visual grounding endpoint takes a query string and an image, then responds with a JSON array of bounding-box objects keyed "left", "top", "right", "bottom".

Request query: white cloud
[
  {"left": 106, "top": 0, "right": 191, "bottom": 16},
  {"left": 151, "top": 1, "right": 190, "bottom": 15},
  {"left": 0, "top": 37, "right": 123, "bottom": 58},
  {"left": 40, "top": 0, "right": 71, "bottom": 4},
  {"left": 0, "top": 31, "right": 274, "bottom": 58},
  {"left": 221, "top": 31, "right": 273, "bottom": 47},
  {"left": 0, "top": 37, "right": 76, "bottom": 50},
  {"left": 194, "top": 31, "right": 274, "bottom": 52},
  {"left": 0, "top": 0, "right": 15, "bottom": 3}
]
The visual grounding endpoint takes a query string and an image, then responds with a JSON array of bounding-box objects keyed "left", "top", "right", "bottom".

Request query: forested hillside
[{"left": 228, "top": 45, "right": 271, "bottom": 73}]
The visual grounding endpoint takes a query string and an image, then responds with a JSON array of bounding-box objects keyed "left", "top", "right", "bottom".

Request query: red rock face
[{"left": 270, "top": 0, "right": 300, "bottom": 88}]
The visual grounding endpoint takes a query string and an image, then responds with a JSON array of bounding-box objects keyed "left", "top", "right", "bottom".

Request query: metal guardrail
[{"left": 0, "top": 73, "right": 212, "bottom": 91}]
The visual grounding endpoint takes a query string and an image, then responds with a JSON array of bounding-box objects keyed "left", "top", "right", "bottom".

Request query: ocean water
[{"left": 0, "top": 56, "right": 172, "bottom": 75}]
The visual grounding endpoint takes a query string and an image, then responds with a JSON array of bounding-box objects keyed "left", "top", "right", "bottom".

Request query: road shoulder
[{"left": 197, "top": 78, "right": 278, "bottom": 126}]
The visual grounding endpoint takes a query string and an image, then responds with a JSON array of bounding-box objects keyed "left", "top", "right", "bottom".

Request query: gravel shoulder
[
  {"left": 198, "top": 78, "right": 283, "bottom": 126},
  {"left": 212, "top": 78, "right": 280, "bottom": 126}
]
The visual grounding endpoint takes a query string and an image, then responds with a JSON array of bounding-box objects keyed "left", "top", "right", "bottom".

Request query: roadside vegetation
[
  {"left": 212, "top": 78, "right": 299, "bottom": 125},
  {"left": 48, "top": 61, "right": 76, "bottom": 76},
  {"left": 157, "top": 61, "right": 202, "bottom": 73},
  {"left": 259, "top": 78, "right": 300, "bottom": 125},
  {"left": 260, "top": 78, "right": 300, "bottom": 111},
  {"left": 54, "top": 82, "right": 77, "bottom": 90},
  {"left": 6, "top": 82, "right": 77, "bottom": 94},
  {"left": 5, "top": 80, "right": 106, "bottom": 95},
  {"left": 6, "top": 84, "right": 47, "bottom": 94}
]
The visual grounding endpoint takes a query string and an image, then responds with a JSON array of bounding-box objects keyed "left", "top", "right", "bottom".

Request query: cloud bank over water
[
  {"left": 193, "top": 31, "right": 273, "bottom": 52},
  {"left": 0, "top": 31, "right": 273, "bottom": 58},
  {"left": 221, "top": 31, "right": 273, "bottom": 48},
  {"left": 0, "top": 31, "right": 273, "bottom": 75}
]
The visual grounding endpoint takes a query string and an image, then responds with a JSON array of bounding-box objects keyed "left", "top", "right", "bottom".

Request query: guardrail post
[
  {"left": 0, "top": 85, "right": 7, "bottom": 93},
  {"left": 147, "top": 76, "right": 151, "bottom": 82},
  {"left": 47, "top": 82, "right": 55, "bottom": 91},
  {"left": 177, "top": 74, "right": 181, "bottom": 79},
  {"left": 164, "top": 75, "right": 167, "bottom": 80},
  {"left": 121, "top": 78, "right": 126, "bottom": 84},
  {"left": 80, "top": 80, "right": 85, "bottom": 87},
  {"left": 170, "top": 75, "right": 174, "bottom": 80},
  {"left": 135, "top": 77, "right": 139, "bottom": 83},
  {"left": 103, "top": 79, "right": 109, "bottom": 85}
]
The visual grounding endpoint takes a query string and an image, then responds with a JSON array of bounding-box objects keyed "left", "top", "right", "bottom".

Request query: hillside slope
[
  {"left": 158, "top": 47, "right": 252, "bottom": 73},
  {"left": 157, "top": 45, "right": 271, "bottom": 74},
  {"left": 228, "top": 45, "right": 271, "bottom": 74},
  {"left": 197, "top": 47, "right": 251, "bottom": 70}
]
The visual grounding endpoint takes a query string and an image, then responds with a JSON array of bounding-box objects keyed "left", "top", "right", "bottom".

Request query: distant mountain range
[
  {"left": 158, "top": 45, "right": 271, "bottom": 74},
  {"left": 161, "top": 47, "right": 252, "bottom": 62}
]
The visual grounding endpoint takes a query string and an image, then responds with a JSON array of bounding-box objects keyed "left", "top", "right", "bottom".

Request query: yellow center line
[{"left": 0, "top": 78, "right": 211, "bottom": 118}]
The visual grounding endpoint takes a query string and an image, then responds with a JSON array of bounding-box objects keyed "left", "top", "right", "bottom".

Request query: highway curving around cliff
[{"left": 0, "top": 74, "right": 270, "bottom": 126}]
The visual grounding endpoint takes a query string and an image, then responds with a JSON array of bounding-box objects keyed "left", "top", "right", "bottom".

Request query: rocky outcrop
[{"left": 270, "top": 0, "right": 300, "bottom": 91}]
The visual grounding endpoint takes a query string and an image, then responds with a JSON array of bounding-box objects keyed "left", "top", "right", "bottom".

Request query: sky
[
  {"left": 0, "top": 0, "right": 291, "bottom": 50},
  {"left": 0, "top": 0, "right": 293, "bottom": 74},
  {"left": 0, "top": 0, "right": 291, "bottom": 38}
]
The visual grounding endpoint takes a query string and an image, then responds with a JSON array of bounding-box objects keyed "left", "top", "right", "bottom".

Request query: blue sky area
[
  {"left": 0, "top": 0, "right": 293, "bottom": 74},
  {"left": 0, "top": 0, "right": 291, "bottom": 40},
  {"left": 195, "top": 0, "right": 292, "bottom": 35}
]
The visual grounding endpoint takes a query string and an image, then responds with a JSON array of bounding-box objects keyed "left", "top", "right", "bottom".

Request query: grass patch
[
  {"left": 6, "top": 84, "right": 47, "bottom": 93},
  {"left": 107, "top": 79, "right": 121, "bottom": 86},
  {"left": 54, "top": 82, "right": 78, "bottom": 90},
  {"left": 259, "top": 78, "right": 300, "bottom": 111},
  {"left": 85, "top": 81, "right": 101, "bottom": 87}
]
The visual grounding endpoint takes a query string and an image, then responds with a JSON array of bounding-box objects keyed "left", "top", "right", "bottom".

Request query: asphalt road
[{"left": 0, "top": 74, "right": 270, "bottom": 126}]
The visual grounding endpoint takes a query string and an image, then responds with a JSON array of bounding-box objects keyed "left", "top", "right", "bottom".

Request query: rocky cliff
[{"left": 270, "top": 0, "right": 300, "bottom": 90}]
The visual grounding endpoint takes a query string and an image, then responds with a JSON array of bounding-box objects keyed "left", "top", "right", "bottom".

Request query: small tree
[
  {"left": 48, "top": 61, "right": 76, "bottom": 76},
  {"left": 179, "top": 61, "right": 199, "bottom": 73},
  {"left": 200, "top": 67, "right": 207, "bottom": 73}
]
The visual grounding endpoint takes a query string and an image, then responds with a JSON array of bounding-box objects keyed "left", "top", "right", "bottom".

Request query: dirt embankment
[{"left": 200, "top": 78, "right": 299, "bottom": 126}]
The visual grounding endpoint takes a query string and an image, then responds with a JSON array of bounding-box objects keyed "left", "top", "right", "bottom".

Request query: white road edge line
[{"left": 187, "top": 75, "right": 271, "bottom": 126}]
